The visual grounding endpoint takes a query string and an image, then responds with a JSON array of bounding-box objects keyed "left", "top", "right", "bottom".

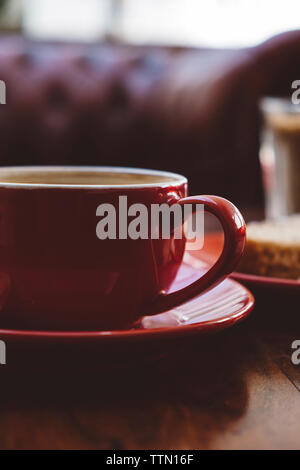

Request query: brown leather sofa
[{"left": 0, "top": 31, "right": 299, "bottom": 208}]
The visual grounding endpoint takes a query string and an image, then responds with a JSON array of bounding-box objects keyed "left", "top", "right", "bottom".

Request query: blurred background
[
  {"left": 11, "top": 0, "right": 300, "bottom": 45},
  {"left": 1, "top": 0, "right": 300, "bottom": 212}
]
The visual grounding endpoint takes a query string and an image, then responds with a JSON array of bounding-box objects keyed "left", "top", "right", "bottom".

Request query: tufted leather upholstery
[{"left": 0, "top": 32, "right": 299, "bottom": 206}]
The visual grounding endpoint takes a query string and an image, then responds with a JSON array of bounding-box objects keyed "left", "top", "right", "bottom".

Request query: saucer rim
[{"left": 231, "top": 271, "right": 300, "bottom": 290}]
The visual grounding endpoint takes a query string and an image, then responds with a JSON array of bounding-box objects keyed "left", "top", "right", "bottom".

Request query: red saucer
[{"left": 0, "top": 254, "right": 254, "bottom": 347}]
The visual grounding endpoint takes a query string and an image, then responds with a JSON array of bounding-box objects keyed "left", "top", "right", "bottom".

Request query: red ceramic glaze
[
  {"left": 0, "top": 259, "right": 254, "bottom": 368},
  {"left": 0, "top": 256, "right": 254, "bottom": 344},
  {"left": 199, "top": 232, "right": 300, "bottom": 293},
  {"left": 0, "top": 167, "right": 246, "bottom": 331}
]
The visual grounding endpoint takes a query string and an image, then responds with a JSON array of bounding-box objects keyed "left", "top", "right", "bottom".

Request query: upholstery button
[
  {"left": 45, "top": 85, "right": 69, "bottom": 111},
  {"left": 14, "top": 51, "right": 35, "bottom": 68}
]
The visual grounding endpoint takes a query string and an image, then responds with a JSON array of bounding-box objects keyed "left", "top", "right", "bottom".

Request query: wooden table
[{"left": 0, "top": 288, "right": 299, "bottom": 450}]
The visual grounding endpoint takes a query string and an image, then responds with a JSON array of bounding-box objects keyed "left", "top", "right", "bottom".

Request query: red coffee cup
[{"left": 0, "top": 166, "right": 245, "bottom": 330}]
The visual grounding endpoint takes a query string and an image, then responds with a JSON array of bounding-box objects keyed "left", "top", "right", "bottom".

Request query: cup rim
[{"left": 0, "top": 166, "right": 188, "bottom": 189}]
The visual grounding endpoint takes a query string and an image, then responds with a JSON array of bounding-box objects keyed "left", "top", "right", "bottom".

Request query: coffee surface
[{"left": 0, "top": 169, "right": 178, "bottom": 186}]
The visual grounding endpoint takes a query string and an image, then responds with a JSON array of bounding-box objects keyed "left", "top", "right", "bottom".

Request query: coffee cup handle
[{"left": 146, "top": 195, "right": 246, "bottom": 315}]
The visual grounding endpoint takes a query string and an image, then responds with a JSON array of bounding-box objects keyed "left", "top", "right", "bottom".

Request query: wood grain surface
[{"left": 0, "top": 288, "right": 299, "bottom": 450}]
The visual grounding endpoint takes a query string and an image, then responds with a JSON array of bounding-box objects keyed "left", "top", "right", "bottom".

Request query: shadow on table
[
  {"left": 1, "top": 286, "right": 300, "bottom": 449},
  {"left": 0, "top": 323, "right": 252, "bottom": 449}
]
